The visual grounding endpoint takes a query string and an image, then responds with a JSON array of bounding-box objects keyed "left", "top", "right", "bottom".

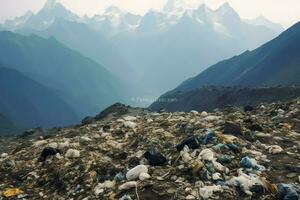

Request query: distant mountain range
[
  {"left": 0, "top": 0, "right": 292, "bottom": 134},
  {"left": 111, "top": 1, "right": 284, "bottom": 95},
  {"left": 0, "top": 66, "right": 77, "bottom": 131},
  {"left": 3, "top": 0, "right": 79, "bottom": 31},
  {"left": 21, "top": 19, "right": 135, "bottom": 82},
  {"left": 0, "top": 31, "right": 127, "bottom": 134},
  {"left": 178, "top": 21, "right": 300, "bottom": 91},
  {"left": 1, "top": 0, "right": 284, "bottom": 99},
  {"left": 150, "top": 21, "right": 300, "bottom": 111},
  {"left": 245, "top": 16, "right": 284, "bottom": 34}
]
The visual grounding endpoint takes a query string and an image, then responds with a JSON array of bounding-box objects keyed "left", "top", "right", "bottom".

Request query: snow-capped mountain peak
[
  {"left": 245, "top": 15, "right": 284, "bottom": 33},
  {"left": 3, "top": 11, "right": 33, "bottom": 30},
  {"left": 216, "top": 2, "right": 239, "bottom": 18},
  {"left": 213, "top": 2, "right": 241, "bottom": 28},
  {"left": 195, "top": 4, "right": 213, "bottom": 19},
  {"left": 43, "top": 0, "right": 59, "bottom": 11},
  {"left": 219, "top": 2, "right": 230, "bottom": 9},
  {"left": 87, "top": 5, "right": 142, "bottom": 35},
  {"left": 90, "top": 5, "right": 125, "bottom": 29},
  {"left": 38, "top": 0, "right": 72, "bottom": 16},
  {"left": 3, "top": 0, "right": 80, "bottom": 31}
]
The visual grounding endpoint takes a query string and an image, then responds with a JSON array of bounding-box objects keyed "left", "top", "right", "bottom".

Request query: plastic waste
[
  {"left": 212, "top": 143, "right": 226, "bottom": 151},
  {"left": 217, "top": 155, "right": 231, "bottom": 164},
  {"left": 212, "top": 161, "right": 225, "bottom": 172},
  {"left": 3, "top": 188, "right": 24, "bottom": 197},
  {"left": 205, "top": 163, "right": 215, "bottom": 174},
  {"left": 123, "top": 121, "right": 136, "bottom": 129},
  {"left": 65, "top": 149, "right": 80, "bottom": 158},
  {"left": 200, "top": 111, "right": 208, "bottom": 117},
  {"left": 176, "top": 136, "right": 200, "bottom": 151},
  {"left": 2, "top": 159, "right": 15, "bottom": 169},
  {"left": 199, "top": 149, "right": 214, "bottom": 161},
  {"left": 216, "top": 180, "right": 225, "bottom": 186},
  {"left": 181, "top": 150, "right": 193, "bottom": 163},
  {"left": 218, "top": 134, "right": 237, "bottom": 143},
  {"left": 96, "top": 180, "right": 115, "bottom": 189},
  {"left": 139, "top": 172, "right": 151, "bottom": 181},
  {"left": 38, "top": 147, "right": 61, "bottom": 162},
  {"left": 119, "top": 195, "right": 133, "bottom": 200},
  {"left": 201, "top": 130, "right": 216, "bottom": 144},
  {"left": 1, "top": 153, "right": 8, "bottom": 158},
  {"left": 199, "top": 185, "right": 222, "bottom": 199},
  {"left": 144, "top": 148, "right": 167, "bottom": 166},
  {"left": 240, "top": 157, "right": 266, "bottom": 171},
  {"left": 119, "top": 181, "right": 137, "bottom": 190},
  {"left": 278, "top": 184, "right": 300, "bottom": 200},
  {"left": 268, "top": 145, "right": 283, "bottom": 154},
  {"left": 192, "top": 160, "right": 205, "bottom": 175},
  {"left": 114, "top": 172, "right": 125, "bottom": 182},
  {"left": 212, "top": 173, "right": 222, "bottom": 181},
  {"left": 126, "top": 165, "right": 148, "bottom": 180},
  {"left": 226, "top": 143, "right": 239, "bottom": 153},
  {"left": 224, "top": 122, "right": 242, "bottom": 135},
  {"left": 227, "top": 172, "right": 266, "bottom": 196}
]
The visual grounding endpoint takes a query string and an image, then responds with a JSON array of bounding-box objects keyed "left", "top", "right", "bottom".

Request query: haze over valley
[{"left": 0, "top": 0, "right": 299, "bottom": 133}]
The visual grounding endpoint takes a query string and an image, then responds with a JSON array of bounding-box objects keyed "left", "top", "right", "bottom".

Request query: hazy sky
[{"left": 0, "top": 0, "right": 300, "bottom": 27}]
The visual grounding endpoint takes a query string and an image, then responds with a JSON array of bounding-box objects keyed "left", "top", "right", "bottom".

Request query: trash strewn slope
[{"left": 1, "top": 98, "right": 300, "bottom": 200}]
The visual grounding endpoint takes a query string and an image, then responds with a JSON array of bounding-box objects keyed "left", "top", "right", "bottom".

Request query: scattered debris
[
  {"left": 224, "top": 122, "right": 242, "bottom": 135},
  {"left": 126, "top": 165, "right": 148, "bottom": 180},
  {"left": 144, "top": 148, "right": 167, "bottom": 166},
  {"left": 38, "top": 147, "right": 61, "bottom": 162},
  {"left": 65, "top": 149, "right": 80, "bottom": 158},
  {"left": 2, "top": 188, "right": 23, "bottom": 198},
  {"left": 0, "top": 98, "right": 300, "bottom": 199}
]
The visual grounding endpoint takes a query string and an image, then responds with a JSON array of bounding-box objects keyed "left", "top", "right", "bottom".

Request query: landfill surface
[{"left": 0, "top": 99, "right": 300, "bottom": 200}]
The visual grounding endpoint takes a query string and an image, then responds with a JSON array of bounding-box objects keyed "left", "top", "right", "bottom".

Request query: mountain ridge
[
  {"left": 0, "top": 65, "right": 78, "bottom": 131},
  {"left": 149, "top": 86, "right": 300, "bottom": 112},
  {"left": 21, "top": 18, "right": 135, "bottom": 82},
  {"left": 0, "top": 31, "right": 127, "bottom": 122},
  {"left": 0, "top": 0, "right": 287, "bottom": 104},
  {"left": 177, "top": 21, "right": 300, "bottom": 92},
  {"left": 150, "top": 20, "right": 300, "bottom": 111}
]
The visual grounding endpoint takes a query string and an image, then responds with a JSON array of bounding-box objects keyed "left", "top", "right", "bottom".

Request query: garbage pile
[{"left": 1, "top": 98, "right": 300, "bottom": 200}]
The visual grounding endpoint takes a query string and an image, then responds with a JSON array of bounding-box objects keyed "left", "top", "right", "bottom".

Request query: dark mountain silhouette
[
  {"left": 149, "top": 86, "right": 300, "bottom": 112},
  {"left": 0, "top": 66, "right": 77, "bottom": 133},
  {"left": 0, "top": 31, "right": 126, "bottom": 123},
  {"left": 178, "top": 21, "right": 300, "bottom": 91},
  {"left": 150, "top": 21, "right": 300, "bottom": 111}
]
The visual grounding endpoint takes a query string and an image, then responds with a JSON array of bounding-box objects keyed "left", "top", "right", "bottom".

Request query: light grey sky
[{"left": 0, "top": 0, "right": 300, "bottom": 27}]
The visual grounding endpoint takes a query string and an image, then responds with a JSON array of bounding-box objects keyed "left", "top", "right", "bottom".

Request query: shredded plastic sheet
[{"left": 3, "top": 188, "right": 24, "bottom": 197}]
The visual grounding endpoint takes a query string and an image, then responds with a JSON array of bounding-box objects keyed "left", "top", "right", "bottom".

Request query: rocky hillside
[
  {"left": 177, "top": 21, "right": 300, "bottom": 92},
  {"left": 0, "top": 98, "right": 300, "bottom": 199},
  {"left": 151, "top": 21, "right": 300, "bottom": 113},
  {"left": 149, "top": 86, "right": 300, "bottom": 112}
]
